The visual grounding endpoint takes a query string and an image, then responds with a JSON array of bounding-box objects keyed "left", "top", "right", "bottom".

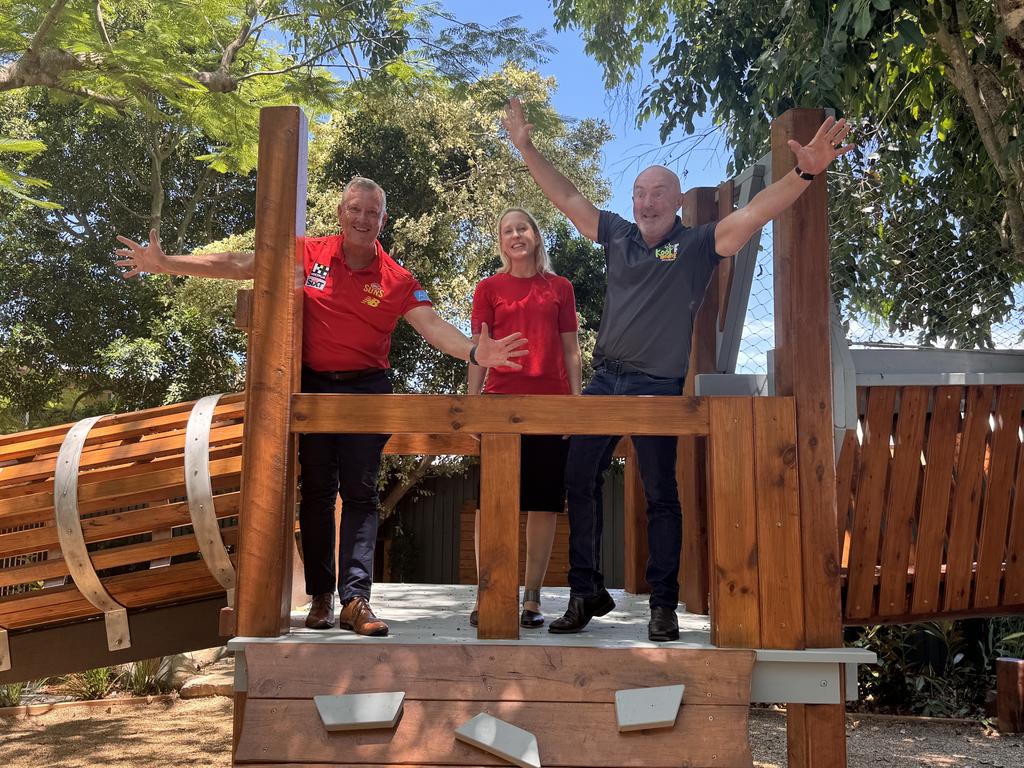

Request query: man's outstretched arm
[
  {"left": 503, "top": 98, "right": 601, "bottom": 243},
  {"left": 714, "top": 116, "right": 855, "bottom": 257},
  {"left": 115, "top": 228, "right": 255, "bottom": 280}
]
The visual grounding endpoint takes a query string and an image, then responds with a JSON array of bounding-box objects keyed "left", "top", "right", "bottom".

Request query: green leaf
[{"left": 854, "top": 5, "right": 873, "bottom": 38}]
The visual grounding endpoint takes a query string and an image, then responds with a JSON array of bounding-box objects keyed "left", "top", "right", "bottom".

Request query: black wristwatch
[
  {"left": 468, "top": 344, "right": 479, "bottom": 366},
  {"left": 794, "top": 165, "right": 816, "bottom": 181}
]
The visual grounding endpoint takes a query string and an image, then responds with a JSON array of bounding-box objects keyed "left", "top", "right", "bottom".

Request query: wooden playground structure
[{"left": 2, "top": 105, "right": 1023, "bottom": 765}]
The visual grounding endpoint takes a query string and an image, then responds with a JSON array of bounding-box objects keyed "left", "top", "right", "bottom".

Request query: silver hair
[{"left": 341, "top": 176, "right": 387, "bottom": 211}]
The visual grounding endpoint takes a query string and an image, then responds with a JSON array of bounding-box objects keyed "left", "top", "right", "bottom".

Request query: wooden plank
[
  {"left": 0, "top": 442, "right": 242, "bottom": 505},
  {"left": 0, "top": 492, "right": 240, "bottom": 559},
  {"left": 622, "top": 440, "right": 649, "bottom": 594},
  {"left": 0, "top": 422, "right": 244, "bottom": 488},
  {"left": 0, "top": 528, "right": 239, "bottom": 589},
  {"left": 244, "top": 644, "right": 755, "bottom": 705},
  {"left": 974, "top": 387, "right": 1024, "bottom": 608},
  {"left": 707, "top": 398, "right": 760, "bottom": 647},
  {"left": 717, "top": 179, "right": 736, "bottom": 325},
  {"left": 996, "top": 657, "right": 1024, "bottom": 733},
  {"left": 677, "top": 434, "right": 708, "bottom": 613},
  {"left": 384, "top": 433, "right": 481, "bottom": 456},
  {"left": 477, "top": 434, "right": 520, "bottom": 639},
  {"left": 844, "top": 387, "right": 896, "bottom": 620},
  {"left": 753, "top": 397, "right": 804, "bottom": 649},
  {"left": 0, "top": 397, "right": 245, "bottom": 462},
  {"left": 944, "top": 386, "right": 994, "bottom": 611},
  {"left": 292, "top": 394, "right": 710, "bottom": 436},
  {"left": 234, "top": 106, "right": 307, "bottom": 640},
  {"left": 0, "top": 558, "right": 232, "bottom": 629},
  {"left": 835, "top": 429, "right": 858, "bottom": 570},
  {"left": 787, "top": 704, "right": 846, "bottom": 768},
  {"left": 1003, "top": 416, "right": 1024, "bottom": 606},
  {"left": 234, "top": 700, "right": 752, "bottom": 768},
  {"left": 909, "top": 386, "right": 962, "bottom": 615},
  {"left": 877, "top": 387, "right": 929, "bottom": 618},
  {"left": 771, "top": 108, "right": 841, "bottom": 652}
]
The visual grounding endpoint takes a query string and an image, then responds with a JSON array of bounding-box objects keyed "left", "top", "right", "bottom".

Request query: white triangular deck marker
[
  {"left": 614, "top": 684, "right": 685, "bottom": 732},
  {"left": 314, "top": 691, "right": 405, "bottom": 731},
  {"left": 455, "top": 712, "right": 541, "bottom": 768}
]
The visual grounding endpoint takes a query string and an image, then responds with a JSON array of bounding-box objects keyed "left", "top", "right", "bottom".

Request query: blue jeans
[
  {"left": 298, "top": 368, "right": 392, "bottom": 602},
  {"left": 565, "top": 367, "right": 685, "bottom": 609}
]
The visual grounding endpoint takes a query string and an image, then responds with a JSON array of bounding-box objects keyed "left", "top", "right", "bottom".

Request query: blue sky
[{"left": 440, "top": 2, "right": 730, "bottom": 215}]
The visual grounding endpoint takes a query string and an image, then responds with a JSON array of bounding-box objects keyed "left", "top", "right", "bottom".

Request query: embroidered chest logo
[
  {"left": 362, "top": 282, "right": 384, "bottom": 307},
  {"left": 305, "top": 262, "right": 330, "bottom": 290},
  {"left": 655, "top": 243, "right": 678, "bottom": 262}
]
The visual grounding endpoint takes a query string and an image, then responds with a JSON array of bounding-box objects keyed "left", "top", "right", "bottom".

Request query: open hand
[
  {"left": 114, "top": 228, "right": 166, "bottom": 278},
  {"left": 502, "top": 98, "right": 534, "bottom": 151},
  {"left": 787, "top": 116, "right": 855, "bottom": 176},
  {"left": 475, "top": 322, "right": 528, "bottom": 370}
]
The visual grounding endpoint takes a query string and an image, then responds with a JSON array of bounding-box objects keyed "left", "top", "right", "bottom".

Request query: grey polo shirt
[{"left": 593, "top": 211, "right": 723, "bottom": 380}]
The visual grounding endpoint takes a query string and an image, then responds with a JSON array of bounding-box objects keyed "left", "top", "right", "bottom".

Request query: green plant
[
  {"left": 118, "top": 657, "right": 171, "bottom": 696},
  {"left": 853, "top": 620, "right": 992, "bottom": 718},
  {"left": 61, "top": 666, "right": 115, "bottom": 700},
  {"left": 0, "top": 681, "right": 24, "bottom": 707},
  {"left": 992, "top": 617, "right": 1024, "bottom": 659}
]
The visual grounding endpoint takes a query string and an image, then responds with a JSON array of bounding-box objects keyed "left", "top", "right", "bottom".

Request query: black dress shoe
[
  {"left": 548, "top": 589, "right": 615, "bottom": 634},
  {"left": 648, "top": 605, "right": 680, "bottom": 642},
  {"left": 520, "top": 588, "right": 544, "bottom": 629}
]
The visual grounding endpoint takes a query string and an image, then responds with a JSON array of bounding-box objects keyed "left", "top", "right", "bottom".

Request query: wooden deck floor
[{"left": 271, "top": 583, "right": 713, "bottom": 649}]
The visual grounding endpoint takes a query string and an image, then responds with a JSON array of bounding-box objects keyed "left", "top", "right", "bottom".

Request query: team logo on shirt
[
  {"left": 655, "top": 243, "right": 678, "bottom": 262},
  {"left": 305, "top": 262, "right": 330, "bottom": 290},
  {"left": 364, "top": 282, "right": 384, "bottom": 298},
  {"left": 362, "top": 296, "right": 381, "bottom": 307}
]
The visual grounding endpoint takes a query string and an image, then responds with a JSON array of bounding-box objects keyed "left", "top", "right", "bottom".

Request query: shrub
[
  {"left": 0, "top": 682, "right": 24, "bottom": 708},
  {"left": 61, "top": 666, "right": 115, "bottom": 700},
  {"left": 118, "top": 657, "right": 172, "bottom": 696}
]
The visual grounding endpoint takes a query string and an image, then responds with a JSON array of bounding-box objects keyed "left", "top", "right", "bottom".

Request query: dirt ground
[{"left": 1, "top": 697, "right": 1022, "bottom": 767}]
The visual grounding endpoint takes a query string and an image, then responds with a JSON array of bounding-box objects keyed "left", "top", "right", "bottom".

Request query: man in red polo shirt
[{"left": 115, "top": 177, "right": 527, "bottom": 636}]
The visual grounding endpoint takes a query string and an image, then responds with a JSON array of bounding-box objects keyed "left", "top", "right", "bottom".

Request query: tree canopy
[{"left": 554, "top": 0, "right": 1024, "bottom": 347}]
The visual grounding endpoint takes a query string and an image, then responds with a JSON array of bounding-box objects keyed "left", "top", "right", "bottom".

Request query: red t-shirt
[
  {"left": 471, "top": 272, "right": 578, "bottom": 394},
  {"left": 302, "top": 234, "right": 432, "bottom": 371}
]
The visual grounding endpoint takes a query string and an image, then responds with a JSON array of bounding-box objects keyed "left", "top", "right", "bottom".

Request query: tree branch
[
  {"left": 379, "top": 455, "right": 436, "bottom": 521},
  {"left": 93, "top": 0, "right": 112, "bottom": 50},
  {"left": 29, "top": 0, "right": 71, "bottom": 54},
  {"left": 174, "top": 165, "right": 215, "bottom": 253}
]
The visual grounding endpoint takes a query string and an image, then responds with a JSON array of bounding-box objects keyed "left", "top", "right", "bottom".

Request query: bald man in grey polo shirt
[{"left": 503, "top": 98, "right": 855, "bottom": 641}]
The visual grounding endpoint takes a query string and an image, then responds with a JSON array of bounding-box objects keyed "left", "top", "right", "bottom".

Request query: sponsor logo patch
[
  {"left": 361, "top": 296, "right": 380, "bottom": 308},
  {"left": 305, "top": 262, "right": 330, "bottom": 290},
  {"left": 655, "top": 243, "right": 678, "bottom": 262},
  {"left": 414, "top": 289, "right": 431, "bottom": 303}
]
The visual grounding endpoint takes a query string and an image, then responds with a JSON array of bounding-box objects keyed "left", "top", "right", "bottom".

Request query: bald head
[
  {"left": 634, "top": 165, "right": 682, "bottom": 195},
  {"left": 632, "top": 165, "right": 684, "bottom": 246}
]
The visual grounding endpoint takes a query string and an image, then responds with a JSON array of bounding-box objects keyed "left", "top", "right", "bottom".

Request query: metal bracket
[
  {"left": 185, "top": 394, "right": 237, "bottom": 607},
  {"left": 54, "top": 415, "right": 131, "bottom": 651}
]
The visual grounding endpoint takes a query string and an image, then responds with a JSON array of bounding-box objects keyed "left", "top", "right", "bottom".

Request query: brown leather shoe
[
  {"left": 338, "top": 596, "right": 389, "bottom": 636},
  {"left": 304, "top": 592, "right": 335, "bottom": 630}
]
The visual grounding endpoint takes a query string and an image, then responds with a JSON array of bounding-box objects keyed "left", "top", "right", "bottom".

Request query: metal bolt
[{"left": 820, "top": 680, "right": 828, "bottom": 687}]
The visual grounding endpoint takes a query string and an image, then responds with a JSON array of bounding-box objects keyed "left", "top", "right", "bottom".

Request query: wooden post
[
  {"left": 478, "top": 433, "right": 520, "bottom": 639},
  {"left": 771, "top": 107, "right": 846, "bottom": 768},
  {"left": 676, "top": 187, "right": 719, "bottom": 614},
  {"left": 997, "top": 657, "right": 1024, "bottom": 733},
  {"left": 234, "top": 106, "right": 308, "bottom": 640},
  {"left": 622, "top": 441, "right": 649, "bottom": 594}
]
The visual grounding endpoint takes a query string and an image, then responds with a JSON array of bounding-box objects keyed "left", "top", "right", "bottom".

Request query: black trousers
[{"left": 297, "top": 367, "right": 391, "bottom": 602}]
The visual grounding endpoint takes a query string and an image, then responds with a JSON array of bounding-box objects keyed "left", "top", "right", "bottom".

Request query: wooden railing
[{"left": 839, "top": 384, "right": 1024, "bottom": 624}]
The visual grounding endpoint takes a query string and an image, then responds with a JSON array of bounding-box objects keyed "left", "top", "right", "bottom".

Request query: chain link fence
[{"left": 730, "top": 155, "right": 1024, "bottom": 375}]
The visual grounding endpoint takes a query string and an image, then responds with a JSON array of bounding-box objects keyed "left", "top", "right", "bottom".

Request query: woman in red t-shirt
[{"left": 469, "top": 208, "right": 582, "bottom": 628}]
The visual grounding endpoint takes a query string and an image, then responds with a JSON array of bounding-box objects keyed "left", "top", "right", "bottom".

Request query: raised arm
[
  {"left": 115, "top": 228, "right": 255, "bottom": 280},
  {"left": 714, "top": 116, "right": 854, "bottom": 257},
  {"left": 503, "top": 98, "right": 600, "bottom": 243}
]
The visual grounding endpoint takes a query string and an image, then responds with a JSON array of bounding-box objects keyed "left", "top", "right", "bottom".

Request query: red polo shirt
[{"left": 302, "top": 234, "right": 432, "bottom": 371}]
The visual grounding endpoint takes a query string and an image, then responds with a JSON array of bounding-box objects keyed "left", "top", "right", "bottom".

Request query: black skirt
[{"left": 514, "top": 434, "right": 569, "bottom": 513}]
